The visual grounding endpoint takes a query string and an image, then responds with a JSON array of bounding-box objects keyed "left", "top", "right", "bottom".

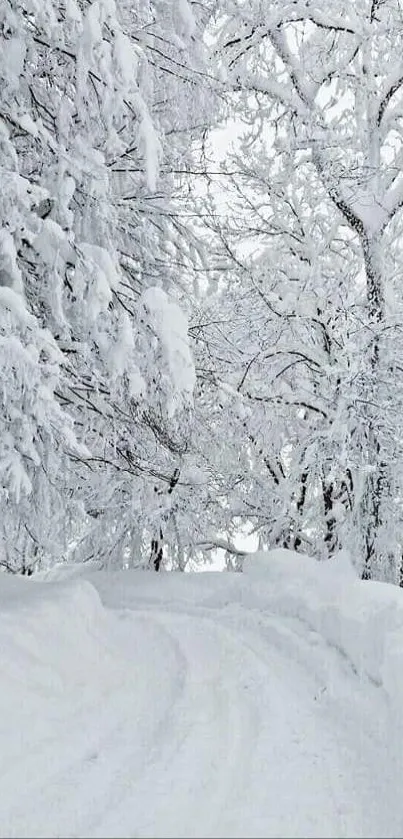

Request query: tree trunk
[
  {"left": 293, "top": 470, "right": 307, "bottom": 551},
  {"left": 359, "top": 231, "right": 388, "bottom": 580},
  {"left": 150, "top": 528, "right": 164, "bottom": 571},
  {"left": 322, "top": 479, "right": 338, "bottom": 556}
]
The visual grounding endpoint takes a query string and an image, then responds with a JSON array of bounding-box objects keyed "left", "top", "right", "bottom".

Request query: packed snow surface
[{"left": 1, "top": 549, "right": 403, "bottom": 838}]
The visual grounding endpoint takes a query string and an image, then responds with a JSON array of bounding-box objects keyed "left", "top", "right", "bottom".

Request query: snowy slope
[{"left": 1, "top": 550, "right": 403, "bottom": 838}]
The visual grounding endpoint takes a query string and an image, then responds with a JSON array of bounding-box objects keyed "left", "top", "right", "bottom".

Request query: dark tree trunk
[
  {"left": 293, "top": 470, "right": 308, "bottom": 551},
  {"left": 359, "top": 231, "right": 387, "bottom": 580},
  {"left": 150, "top": 527, "right": 164, "bottom": 571},
  {"left": 149, "top": 468, "right": 180, "bottom": 571},
  {"left": 322, "top": 479, "right": 338, "bottom": 555}
]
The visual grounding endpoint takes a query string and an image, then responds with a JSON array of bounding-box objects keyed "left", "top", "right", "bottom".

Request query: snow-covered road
[{"left": 1, "top": 550, "right": 403, "bottom": 838}]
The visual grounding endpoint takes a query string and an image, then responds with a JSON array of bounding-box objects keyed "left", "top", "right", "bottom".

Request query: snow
[
  {"left": 16, "top": 114, "right": 39, "bottom": 138},
  {"left": 0, "top": 230, "right": 24, "bottom": 295},
  {"left": 0, "top": 287, "right": 32, "bottom": 324},
  {"left": 2, "top": 551, "right": 403, "bottom": 837},
  {"left": 141, "top": 286, "right": 196, "bottom": 416},
  {"left": 178, "top": 0, "right": 196, "bottom": 37},
  {"left": 75, "top": 244, "right": 121, "bottom": 321},
  {"left": 34, "top": 219, "right": 71, "bottom": 268},
  {"left": 137, "top": 108, "right": 162, "bottom": 193},
  {"left": 1, "top": 37, "right": 26, "bottom": 88}
]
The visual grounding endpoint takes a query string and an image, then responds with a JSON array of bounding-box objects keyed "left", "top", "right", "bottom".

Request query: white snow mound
[{"left": 243, "top": 548, "right": 403, "bottom": 706}]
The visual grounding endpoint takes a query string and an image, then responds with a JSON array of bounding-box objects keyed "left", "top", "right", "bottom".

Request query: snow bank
[
  {"left": 33, "top": 549, "right": 403, "bottom": 717},
  {"left": 2, "top": 572, "right": 211, "bottom": 837},
  {"left": 58, "top": 550, "right": 403, "bottom": 716},
  {"left": 243, "top": 549, "right": 403, "bottom": 709},
  {"left": 0, "top": 574, "right": 120, "bottom": 711},
  {"left": 0, "top": 573, "right": 135, "bottom": 816}
]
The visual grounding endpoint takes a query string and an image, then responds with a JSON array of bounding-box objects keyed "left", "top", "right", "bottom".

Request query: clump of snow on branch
[{"left": 141, "top": 287, "right": 195, "bottom": 417}]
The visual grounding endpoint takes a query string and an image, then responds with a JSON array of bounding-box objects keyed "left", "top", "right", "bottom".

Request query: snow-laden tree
[
  {"left": 188, "top": 161, "right": 358, "bottom": 564},
  {"left": 197, "top": 0, "right": 403, "bottom": 580},
  {"left": 0, "top": 0, "right": 219, "bottom": 572}
]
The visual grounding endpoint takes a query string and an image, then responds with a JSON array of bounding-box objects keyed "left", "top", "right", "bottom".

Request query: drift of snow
[{"left": 2, "top": 550, "right": 403, "bottom": 837}]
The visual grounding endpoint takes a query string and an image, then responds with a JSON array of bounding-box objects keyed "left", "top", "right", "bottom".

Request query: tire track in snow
[
  {"left": 3, "top": 588, "right": 403, "bottom": 838},
  {"left": 1, "top": 613, "right": 188, "bottom": 838},
  {"left": 91, "top": 601, "right": 402, "bottom": 839}
]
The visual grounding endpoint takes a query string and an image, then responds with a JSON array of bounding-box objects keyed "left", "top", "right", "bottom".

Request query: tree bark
[
  {"left": 359, "top": 231, "right": 388, "bottom": 580},
  {"left": 150, "top": 527, "right": 164, "bottom": 571}
]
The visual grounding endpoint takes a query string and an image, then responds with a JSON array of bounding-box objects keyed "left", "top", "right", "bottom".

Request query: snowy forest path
[
  {"left": 98, "top": 601, "right": 400, "bottom": 839},
  {"left": 2, "top": 573, "right": 403, "bottom": 839}
]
